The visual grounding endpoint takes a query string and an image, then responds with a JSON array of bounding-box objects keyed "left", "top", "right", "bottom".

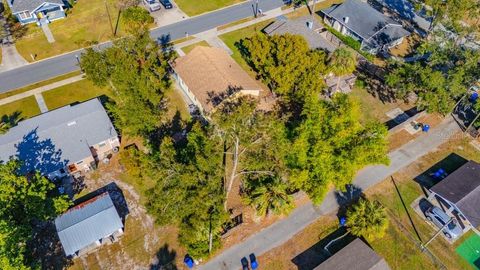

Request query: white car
[{"left": 144, "top": 0, "right": 161, "bottom": 11}]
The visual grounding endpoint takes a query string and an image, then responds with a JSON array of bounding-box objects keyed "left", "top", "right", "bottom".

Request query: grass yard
[
  {"left": 165, "top": 88, "right": 190, "bottom": 121},
  {"left": 181, "top": 40, "right": 210, "bottom": 54},
  {"left": 0, "top": 96, "right": 40, "bottom": 120},
  {"left": 42, "top": 79, "right": 111, "bottom": 110},
  {"left": 350, "top": 83, "right": 415, "bottom": 124},
  {"left": 175, "top": 0, "right": 244, "bottom": 16},
  {"left": 366, "top": 135, "right": 480, "bottom": 270},
  {"left": 15, "top": 0, "right": 128, "bottom": 61}
]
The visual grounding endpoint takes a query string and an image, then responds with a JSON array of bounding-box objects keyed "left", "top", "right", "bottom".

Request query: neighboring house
[
  {"left": 7, "top": 0, "right": 66, "bottom": 25},
  {"left": 171, "top": 46, "right": 262, "bottom": 117},
  {"left": 320, "top": 0, "right": 410, "bottom": 54},
  {"left": 314, "top": 238, "right": 391, "bottom": 270},
  {"left": 263, "top": 16, "right": 337, "bottom": 52},
  {"left": 55, "top": 192, "right": 124, "bottom": 257},
  {"left": 428, "top": 160, "right": 480, "bottom": 232},
  {"left": 0, "top": 98, "right": 120, "bottom": 180}
]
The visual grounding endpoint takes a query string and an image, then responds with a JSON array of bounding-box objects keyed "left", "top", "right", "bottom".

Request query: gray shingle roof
[
  {"left": 55, "top": 192, "right": 124, "bottom": 256},
  {"left": 0, "top": 98, "right": 118, "bottom": 175},
  {"left": 8, "top": 0, "right": 65, "bottom": 13},
  {"left": 314, "top": 238, "right": 391, "bottom": 270},
  {"left": 321, "top": 0, "right": 408, "bottom": 42},
  {"left": 263, "top": 16, "right": 337, "bottom": 52},
  {"left": 431, "top": 160, "right": 480, "bottom": 228}
]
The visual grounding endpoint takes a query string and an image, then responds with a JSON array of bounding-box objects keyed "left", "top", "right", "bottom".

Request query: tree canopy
[
  {"left": 135, "top": 123, "right": 228, "bottom": 258},
  {"left": 241, "top": 33, "right": 327, "bottom": 101},
  {"left": 239, "top": 33, "right": 388, "bottom": 204},
  {"left": 386, "top": 39, "right": 480, "bottom": 114},
  {"left": 80, "top": 29, "right": 174, "bottom": 137},
  {"left": 0, "top": 160, "right": 70, "bottom": 269},
  {"left": 346, "top": 198, "right": 388, "bottom": 241}
]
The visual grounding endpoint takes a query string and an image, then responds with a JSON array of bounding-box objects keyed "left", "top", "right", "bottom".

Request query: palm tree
[
  {"left": 346, "top": 198, "right": 389, "bottom": 241},
  {"left": 328, "top": 47, "right": 357, "bottom": 93},
  {"left": 244, "top": 176, "right": 293, "bottom": 218}
]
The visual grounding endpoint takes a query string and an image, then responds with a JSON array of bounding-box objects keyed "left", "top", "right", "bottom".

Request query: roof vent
[
  {"left": 343, "top": 17, "right": 349, "bottom": 24},
  {"left": 67, "top": 121, "right": 77, "bottom": 126}
]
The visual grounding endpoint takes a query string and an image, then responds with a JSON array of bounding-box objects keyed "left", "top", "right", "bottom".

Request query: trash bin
[
  {"left": 422, "top": 124, "right": 430, "bottom": 132},
  {"left": 184, "top": 255, "right": 194, "bottom": 269}
]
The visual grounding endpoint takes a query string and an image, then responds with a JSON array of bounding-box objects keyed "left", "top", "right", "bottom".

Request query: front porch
[{"left": 35, "top": 5, "right": 66, "bottom": 25}]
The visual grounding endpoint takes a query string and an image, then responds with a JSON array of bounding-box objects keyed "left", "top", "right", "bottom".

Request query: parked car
[
  {"left": 159, "top": 0, "right": 173, "bottom": 9},
  {"left": 143, "top": 0, "right": 161, "bottom": 11},
  {"left": 425, "top": 206, "right": 462, "bottom": 239}
]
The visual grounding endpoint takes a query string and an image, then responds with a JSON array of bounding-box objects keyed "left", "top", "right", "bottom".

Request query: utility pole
[{"left": 105, "top": 0, "right": 115, "bottom": 36}]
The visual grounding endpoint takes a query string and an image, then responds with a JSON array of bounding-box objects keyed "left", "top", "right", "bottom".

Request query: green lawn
[
  {"left": 350, "top": 83, "right": 414, "bottom": 124},
  {"left": 175, "top": 0, "right": 244, "bottom": 16},
  {"left": 0, "top": 97, "right": 40, "bottom": 120},
  {"left": 15, "top": 0, "right": 128, "bottom": 61},
  {"left": 42, "top": 79, "right": 111, "bottom": 110},
  {"left": 181, "top": 40, "right": 210, "bottom": 54}
]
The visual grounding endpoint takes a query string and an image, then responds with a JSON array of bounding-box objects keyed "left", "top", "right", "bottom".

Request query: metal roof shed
[{"left": 55, "top": 192, "right": 124, "bottom": 257}]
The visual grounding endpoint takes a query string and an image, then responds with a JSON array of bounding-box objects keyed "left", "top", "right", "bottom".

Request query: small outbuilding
[
  {"left": 314, "top": 238, "right": 390, "bottom": 270},
  {"left": 429, "top": 160, "right": 480, "bottom": 231},
  {"left": 55, "top": 192, "right": 124, "bottom": 257}
]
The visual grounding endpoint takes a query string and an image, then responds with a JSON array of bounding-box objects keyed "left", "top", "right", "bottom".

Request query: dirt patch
[
  {"left": 68, "top": 154, "right": 185, "bottom": 270},
  {"left": 258, "top": 215, "right": 338, "bottom": 270}
]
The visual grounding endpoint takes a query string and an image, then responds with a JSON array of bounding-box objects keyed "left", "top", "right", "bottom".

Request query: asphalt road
[
  {"left": 199, "top": 116, "right": 461, "bottom": 270},
  {"left": 0, "top": 0, "right": 285, "bottom": 93}
]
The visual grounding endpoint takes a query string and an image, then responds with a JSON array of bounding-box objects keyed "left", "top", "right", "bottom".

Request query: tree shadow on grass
[{"left": 150, "top": 244, "right": 177, "bottom": 270}]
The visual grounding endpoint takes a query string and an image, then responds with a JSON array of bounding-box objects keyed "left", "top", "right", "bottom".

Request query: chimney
[{"left": 343, "top": 17, "right": 349, "bottom": 24}]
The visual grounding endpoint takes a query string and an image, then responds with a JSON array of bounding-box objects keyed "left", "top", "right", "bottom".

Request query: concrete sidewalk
[
  {"left": 0, "top": 74, "right": 84, "bottom": 106},
  {"left": 199, "top": 116, "right": 462, "bottom": 270}
]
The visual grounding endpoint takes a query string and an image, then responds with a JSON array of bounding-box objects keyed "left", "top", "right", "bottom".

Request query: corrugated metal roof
[
  {"left": 0, "top": 98, "right": 118, "bottom": 175},
  {"left": 55, "top": 192, "right": 123, "bottom": 256}
]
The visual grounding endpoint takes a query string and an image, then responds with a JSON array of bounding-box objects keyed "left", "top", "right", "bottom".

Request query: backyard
[
  {"left": 14, "top": 0, "right": 128, "bottom": 61},
  {"left": 174, "top": 0, "right": 244, "bottom": 16}
]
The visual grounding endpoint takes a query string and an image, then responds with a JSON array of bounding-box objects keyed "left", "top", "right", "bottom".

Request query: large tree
[
  {"left": 144, "top": 123, "right": 227, "bottom": 258},
  {"left": 0, "top": 160, "right": 70, "bottom": 269},
  {"left": 80, "top": 28, "right": 174, "bottom": 137},
  {"left": 287, "top": 94, "right": 389, "bottom": 203},
  {"left": 212, "top": 97, "right": 283, "bottom": 207},
  {"left": 386, "top": 40, "right": 480, "bottom": 114},
  {"left": 241, "top": 33, "right": 327, "bottom": 101}
]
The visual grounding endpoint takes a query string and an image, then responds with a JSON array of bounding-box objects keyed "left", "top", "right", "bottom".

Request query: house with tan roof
[{"left": 171, "top": 46, "right": 262, "bottom": 117}]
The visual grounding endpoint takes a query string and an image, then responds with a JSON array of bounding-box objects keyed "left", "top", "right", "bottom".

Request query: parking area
[
  {"left": 411, "top": 196, "right": 470, "bottom": 244},
  {"left": 143, "top": 0, "right": 189, "bottom": 27}
]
